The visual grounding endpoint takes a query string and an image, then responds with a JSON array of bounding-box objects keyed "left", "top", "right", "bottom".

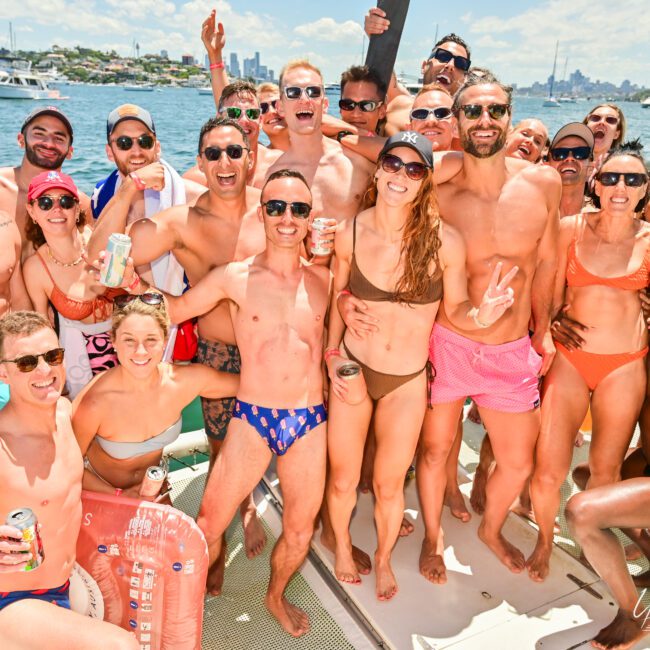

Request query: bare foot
[
  {"left": 241, "top": 504, "right": 267, "bottom": 559},
  {"left": 591, "top": 608, "right": 648, "bottom": 650},
  {"left": 206, "top": 542, "right": 226, "bottom": 596},
  {"left": 399, "top": 515, "right": 415, "bottom": 537},
  {"left": 478, "top": 524, "right": 526, "bottom": 573},
  {"left": 633, "top": 569, "right": 650, "bottom": 588},
  {"left": 466, "top": 401, "right": 483, "bottom": 425},
  {"left": 445, "top": 486, "right": 471, "bottom": 522},
  {"left": 574, "top": 430, "right": 585, "bottom": 447},
  {"left": 334, "top": 544, "right": 361, "bottom": 584},
  {"left": 624, "top": 542, "right": 643, "bottom": 562},
  {"left": 470, "top": 465, "right": 489, "bottom": 515},
  {"left": 375, "top": 558, "right": 398, "bottom": 601},
  {"left": 419, "top": 534, "right": 447, "bottom": 584},
  {"left": 526, "top": 541, "right": 552, "bottom": 582},
  {"left": 320, "top": 528, "right": 371, "bottom": 575},
  {"left": 265, "top": 594, "right": 310, "bottom": 638}
]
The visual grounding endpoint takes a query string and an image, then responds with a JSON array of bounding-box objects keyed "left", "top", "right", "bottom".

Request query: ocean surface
[{"left": 1, "top": 84, "right": 649, "bottom": 195}]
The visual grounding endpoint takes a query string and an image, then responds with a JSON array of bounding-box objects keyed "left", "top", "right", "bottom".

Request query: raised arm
[
  {"left": 202, "top": 10, "right": 229, "bottom": 113},
  {"left": 339, "top": 133, "right": 385, "bottom": 163},
  {"left": 175, "top": 363, "right": 240, "bottom": 401},
  {"left": 7, "top": 219, "right": 32, "bottom": 311}
]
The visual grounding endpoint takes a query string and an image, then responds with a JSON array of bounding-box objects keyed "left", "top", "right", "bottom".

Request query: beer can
[
  {"left": 6, "top": 507, "right": 45, "bottom": 571},
  {"left": 336, "top": 360, "right": 367, "bottom": 405},
  {"left": 100, "top": 233, "right": 132, "bottom": 287},
  {"left": 310, "top": 218, "right": 332, "bottom": 256},
  {"left": 139, "top": 464, "right": 167, "bottom": 498}
]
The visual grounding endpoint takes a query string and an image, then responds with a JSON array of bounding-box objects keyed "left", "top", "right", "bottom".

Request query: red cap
[{"left": 27, "top": 171, "right": 79, "bottom": 202}]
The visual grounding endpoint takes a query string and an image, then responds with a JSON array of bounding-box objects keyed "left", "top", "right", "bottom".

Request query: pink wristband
[
  {"left": 129, "top": 172, "right": 146, "bottom": 191},
  {"left": 337, "top": 289, "right": 352, "bottom": 300},
  {"left": 127, "top": 273, "right": 141, "bottom": 293},
  {"left": 209, "top": 61, "right": 224, "bottom": 70},
  {"left": 324, "top": 348, "right": 341, "bottom": 363},
  {"left": 114, "top": 488, "right": 122, "bottom": 496}
]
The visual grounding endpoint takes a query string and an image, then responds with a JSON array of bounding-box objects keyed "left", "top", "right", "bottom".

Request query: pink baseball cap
[{"left": 27, "top": 171, "right": 79, "bottom": 202}]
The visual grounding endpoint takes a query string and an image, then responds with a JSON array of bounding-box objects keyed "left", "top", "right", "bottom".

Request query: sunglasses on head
[
  {"left": 283, "top": 86, "right": 323, "bottom": 100},
  {"left": 112, "top": 134, "right": 155, "bottom": 151},
  {"left": 460, "top": 103, "right": 511, "bottom": 120},
  {"left": 587, "top": 114, "right": 619, "bottom": 126},
  {"left": 2, "top": 347, "right": 65, "bottom": 373},
  {"left": 338, "top": 99, "right": 383, "bottom": 113},
  {"left": 221, "top": 106, "right": 261, "bottom": 121},
  {"left": 410, "top": 107, "right": 453, "bottom": 121},
  {"left": 33, "top": 195, "right": 78, "bottom": 211},
  {"left": 113, "top": 292, "right": 164, "bottom": 310},
  {"left": 597, "top": 171, "right": 648, "bottom": 187},
  {"left": 200, "top": 144, "right": 248, "bottom": 162},
  {"left": 429, "top": 47, "right": 471, "bottom": 72},
  {"left": 262, "top": 200, "right": 312, "bottom": 219},
  {"left": 260, "top": 99, "right": 278, "bottom": 114},
  {"left": 381, "top": 153, "right": 428, "bottom": 181},
  {"left": 549, "top": 146, "right": 592, "bottom": 162}
]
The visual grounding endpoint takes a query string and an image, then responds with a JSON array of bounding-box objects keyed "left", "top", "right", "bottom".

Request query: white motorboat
[
  {"left": 0, "top": 57, "right": 61, "bottom": 100},
  {"left": 198, "top": 87, "right": 214, "bottom": 95},
  {"left": 641, "top": 97, "right": 650, "bottom": 109},
  {"left": 123, "top": 84, "right": 155, "bottom": 92}
]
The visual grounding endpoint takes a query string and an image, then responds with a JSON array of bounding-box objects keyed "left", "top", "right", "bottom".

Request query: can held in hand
[
  {"left": 310, "top": 218, "right": 332, "bottom": 256},
  {"left": 336, "top": 360, "right": 367, "bottom": 405},
  {"left": 100, "top": 233, "right": 132, "bottom": 287},
  {"left": 6, "top": 507, "right": 45, "bottom": 571},
  {"left": 139, "top": 463, "right": 168, "bottom": 498}
]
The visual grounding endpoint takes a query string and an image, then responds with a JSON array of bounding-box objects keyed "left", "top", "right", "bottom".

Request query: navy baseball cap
[
  {"left": 106, "top": 104, "right": 156, "bottom": 139},
  {"left": 379, "top": 131, "right": 434, "bottom": 168},
  {"left": 21, "top": 106, "right": 73, "bottom": 143}
]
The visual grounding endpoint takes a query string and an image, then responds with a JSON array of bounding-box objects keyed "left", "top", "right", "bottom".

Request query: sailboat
[{"left": 543, "top": 41, "right": 561, "bottom": 107}]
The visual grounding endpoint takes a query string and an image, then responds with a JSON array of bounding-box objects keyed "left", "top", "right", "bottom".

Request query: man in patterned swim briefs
[{"left": 162, "top": 169, "right": 331, "bottom": 638}]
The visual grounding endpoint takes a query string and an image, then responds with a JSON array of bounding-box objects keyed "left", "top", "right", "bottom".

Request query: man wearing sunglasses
[
  {"left": 0, "top": 311, "right": 138, "bottom": 649},
  {"left": 146, "top": 169, "right": 329, "bottom": 637},
  {"left": 338, "top": 65, "right": 387, "bottom": 137},
  {"left": 413, "top": 70, "right": 561, "bottom": 584},
  {"left": 0, "top": 106, "right": 92, "bottom": 260},
  {"left": 266, "top": 60, "right": 374, "bottom": 224}
]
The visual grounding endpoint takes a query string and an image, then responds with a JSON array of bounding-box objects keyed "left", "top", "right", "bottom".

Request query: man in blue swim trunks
[
  {"left": 160, "top": 168, "right": 330, "bottom": 638},
  {"left": 0, "top": 311, "right": 137, "bottom": 648}
]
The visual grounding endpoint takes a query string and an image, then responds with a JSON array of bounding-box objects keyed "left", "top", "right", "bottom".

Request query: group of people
[{"left": 0, "top": 6, "right": 649, "bottom": 650}]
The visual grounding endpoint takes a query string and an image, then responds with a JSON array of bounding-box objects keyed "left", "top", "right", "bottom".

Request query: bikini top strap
[
  {"left": 36, "top": 249, "right": 57, "bottom": 284},
  {"left": 352, "top": 215, "right": 357, "bottom": 253}
]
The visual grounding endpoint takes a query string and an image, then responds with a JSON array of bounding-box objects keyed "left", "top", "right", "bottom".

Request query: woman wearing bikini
[
  {"left": 325, "top": 131, "right": 517, "bottom": 600},
  {"left": 72, "top": 295, "right": 238, "bottom": 499},
  {"left": 22, "top": 171, "right": 122, "bottom": 397},
  {"left": 527, "top": 144, "right": 650, "bottom": 582}
]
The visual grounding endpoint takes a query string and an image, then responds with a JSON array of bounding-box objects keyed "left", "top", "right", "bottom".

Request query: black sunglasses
[
  {"left": 262, "top": 200, "right": 312, "bottom": 219},
  {"left": 260, "top": 99, "right": 278, "bottom": 114},
  {"left": 460, "top": 103, "right": 511, "bottom": 120},
  {"left": 33, "top": 195, "right": 78, "bottom": 211},
  {"left": 113, "top": 292, "right": 164, "bottom": 310},
  {"left": 200, "top": 144, "right": 248, "bottom": 161},
  {"left": 339, "top": 99, "right": 383, "bottom": 113},
  {"left": 221, "top": 106, "right": 261, "bottom": 121},
  {"left": 587, "top": 114, "right": 619, "bottom": 126},
  {"left": 381, "top": 153, "right": 428, "bottom": 181},
  {"left": 2, "top": 347, "right": 65, "bottom": 373},
  {"left": 597, "top": 172, "right": 648, "bottom": 187},
  {"left": 549, "top": 146, "right": 592, "bottom": 162},
  {"left": 410, "top": 107, "right": 453, "bottom": 121},
  {"left": 112, "top": 135, "right": 155, "bottom": 151},
  {"left": 429, "top": 47, "right": 471, "bottom": 72},
  {"left": 283, "top": 86, "right": 323, "bottom": 100}
]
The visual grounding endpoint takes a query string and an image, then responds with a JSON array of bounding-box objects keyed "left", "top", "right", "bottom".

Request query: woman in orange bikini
[
  {"left": 22, "top": 171, "right": 124, "bottom": 397},
  {"left": 527, "top": 144, "right": 650, "bottom": 582},
  {"left": 324, "top": 132, "right": 517, "bottom": 600}
]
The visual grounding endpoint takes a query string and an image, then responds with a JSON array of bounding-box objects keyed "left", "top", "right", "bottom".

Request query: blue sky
[{"left": 2, "top": 0, "right": 649, "bottom": 88}]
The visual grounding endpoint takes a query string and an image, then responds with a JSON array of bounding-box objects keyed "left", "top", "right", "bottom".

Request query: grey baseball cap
[
  {"left": 106, "top": 104, "right": 156, "bottom": 139},
  {"left": 379, "top": 131, "right": 434, "bottom": 168},
  {"left": 550, "top": 122, "right": 594, "bottom": 150},
  {"left": 21, "top": 106, "right": 73, "bottom": 142}
]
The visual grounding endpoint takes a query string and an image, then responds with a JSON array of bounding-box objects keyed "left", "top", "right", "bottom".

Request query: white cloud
[
  {"left": 294, "top": 17, "right": 363, "bottom": 43},
  {"left": 475, "top": 35, "right": 509, "bottom": 49}
]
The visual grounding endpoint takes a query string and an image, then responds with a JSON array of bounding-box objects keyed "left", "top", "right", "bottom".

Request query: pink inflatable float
[{"left": 76, "top": 491, "right": 208, "bottom": 649}]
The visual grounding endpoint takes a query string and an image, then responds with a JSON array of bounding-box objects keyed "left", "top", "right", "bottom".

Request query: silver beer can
[
  {"left": 6, "top": 507, "right": 45, "bottom": 571},
  {"left": 100, "top": 233, "right": 132, "bottom": 287}
]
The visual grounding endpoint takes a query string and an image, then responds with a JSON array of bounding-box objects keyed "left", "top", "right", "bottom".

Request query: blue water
[{"left": 1, "top": 85, "right": 648, "bottom": 195}]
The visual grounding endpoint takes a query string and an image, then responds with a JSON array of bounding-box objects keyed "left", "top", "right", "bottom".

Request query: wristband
[
  {"left": 114, "top": 488, "right": 123, "bottom": 497},
  {"left": 127, "top": 273, "right": 141, "bottom": 293},
  {"left": 129, "top": 172, "right": 146, "bottom": 191},
  {"left": 336, "top": 130, "right": 353, "bottom": 143},
  {"left": 337, "top": 289, "right": 352, "bottom": 300},
  {"left": 324, "top": 347, "right": 341, "bottom": 363},
  {"left": 209, "top": 61, "right": 225, "bottom": 70},
  {"left": 469, "top": 307, "right": 491, "bottom": 329}
]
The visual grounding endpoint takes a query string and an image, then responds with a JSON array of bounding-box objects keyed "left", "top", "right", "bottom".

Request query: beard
[
  {"left": 24, "top": 142, "right": 68, "bottom": 170},
  {"left": 460, "top": 126, "right": 507, "bottom": 159}
]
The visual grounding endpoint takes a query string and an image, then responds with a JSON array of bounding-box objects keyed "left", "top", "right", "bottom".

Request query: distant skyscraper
[
  {"left": 181, "top": 54, "right": 194, "bottom": 66},
  {"left": 160, "top": 49, "right": 168, "bottom": 59},
  {"left": 230, "top": 52, "right": 241, "bottom": 78},
  {"left": 254, "top": 51, "right": 260, "bottom": 77}
]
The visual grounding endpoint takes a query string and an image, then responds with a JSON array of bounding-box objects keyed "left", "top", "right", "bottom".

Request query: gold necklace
[{"left": 46, "top": 244, "right": 85, "bottom": 267}]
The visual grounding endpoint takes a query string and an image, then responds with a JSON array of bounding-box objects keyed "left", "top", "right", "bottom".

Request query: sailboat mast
[{"left": 549, "top": 40, "right": 559, "bottom": 98}]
